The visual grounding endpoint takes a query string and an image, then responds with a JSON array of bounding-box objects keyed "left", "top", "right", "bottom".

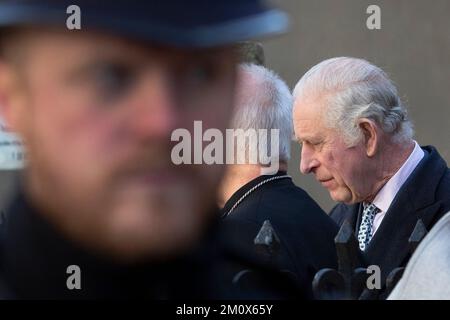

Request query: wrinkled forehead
[
  {"left": 293, "top": 92, "right": 334, "bottom": 137},
  {"left": 293, "top": 92, "right": 329, "bottom": 121}
]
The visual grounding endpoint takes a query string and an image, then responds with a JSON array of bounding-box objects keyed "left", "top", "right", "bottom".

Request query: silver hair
[
  {"left": 232, "top": 63, "right": 293, "bottom": 163},
  {"left": 293, "top": 57, "right": 414, "bottom": 146}
]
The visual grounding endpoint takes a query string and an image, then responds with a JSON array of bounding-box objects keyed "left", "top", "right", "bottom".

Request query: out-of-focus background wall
[
  {"left": 263, "top": 0, "right": 450, "bottom": 211},
  {"left": 1, "top": 0, "right": 449, "bottom": 213}
]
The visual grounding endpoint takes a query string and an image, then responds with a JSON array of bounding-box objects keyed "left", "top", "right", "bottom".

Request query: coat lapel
[
  {"left": 347, "top": 204, "right": 361, "bottom": 234},
  {"left": 364, "top": 194, "right": 441, "bottom": 279}
]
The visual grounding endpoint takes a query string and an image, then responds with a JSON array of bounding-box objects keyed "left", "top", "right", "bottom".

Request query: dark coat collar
[{"left": 220, "top": 171, "right": 289, "bottom": 217}]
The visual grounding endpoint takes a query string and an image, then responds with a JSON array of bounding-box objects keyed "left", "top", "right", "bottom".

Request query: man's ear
[
  {"left": 0, "top": 60, "right": 25, "bottom": 133},
  {"left": 358, "top": 118, "right": 379, "bottom": 157}
]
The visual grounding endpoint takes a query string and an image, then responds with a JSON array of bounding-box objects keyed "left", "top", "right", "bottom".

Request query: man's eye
[
  {"left": 183, "top": 64, "right": 216, "bottom": 85},
  {"left": 93, "top": 64, "right": 135, "bottom": 101}
]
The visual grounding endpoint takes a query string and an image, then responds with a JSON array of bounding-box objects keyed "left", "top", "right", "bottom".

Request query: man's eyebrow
[
  {"left": 295, "top": 134, "right": 323, "bottom": 144},
  {"left": 65, "top": 58, "right": 138, "bottom": 83},
  {"left": 295, "top": 134, "right": 311, "bottom": 142}
]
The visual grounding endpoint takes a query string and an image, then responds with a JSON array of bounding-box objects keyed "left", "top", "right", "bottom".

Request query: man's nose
[
  {"left": 129, "top": 71, "right": 179, "bottom": 140},
  {"left": 300, "top": 145, "right": 320, "bottom": 174}
]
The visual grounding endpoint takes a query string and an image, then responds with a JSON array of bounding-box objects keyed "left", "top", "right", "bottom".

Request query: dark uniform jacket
[{"left": 220, "top": 171, "right": 339, "bottom": 299}]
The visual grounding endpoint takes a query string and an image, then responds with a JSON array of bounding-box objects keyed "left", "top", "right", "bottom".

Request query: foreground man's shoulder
[{"left": 389, "top": 211, "right": 450, "bottom": 300}]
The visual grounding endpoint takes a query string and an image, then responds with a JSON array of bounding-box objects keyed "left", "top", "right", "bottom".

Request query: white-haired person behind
[
  {"left": 389, "top": 210, "right": 450, "bottom": 300},
  {"left": 292, "top": 57, "right": 450, "bottom": 300},
  {"left": 218, "top": 63, "right": 339, "bottom": 300}
]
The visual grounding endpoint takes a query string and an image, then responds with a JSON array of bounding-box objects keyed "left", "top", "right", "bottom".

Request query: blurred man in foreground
[{"left": 0, "top": 0, "right": 289, "bottom": 299}]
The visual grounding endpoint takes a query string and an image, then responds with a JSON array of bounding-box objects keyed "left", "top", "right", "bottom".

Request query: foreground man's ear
[{"left": 358, "top": 117, "right": 379, "bottom": 157}]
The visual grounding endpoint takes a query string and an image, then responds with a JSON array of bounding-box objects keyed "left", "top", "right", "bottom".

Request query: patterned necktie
[{"left": 357, "top": 202, "right": 380, "bottom": 251}]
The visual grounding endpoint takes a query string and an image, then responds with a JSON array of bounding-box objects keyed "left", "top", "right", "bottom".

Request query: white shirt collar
[{"left": 372, "top": 141, "right": 425, "bottom": 213}]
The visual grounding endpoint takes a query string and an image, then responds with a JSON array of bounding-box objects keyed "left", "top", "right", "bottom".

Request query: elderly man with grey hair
[
  {"left": 219, "top": 63, "right": 338, "bottom": 299},
  {"left": 292, "top": 57, "right": 450, "bottom": 300}
]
